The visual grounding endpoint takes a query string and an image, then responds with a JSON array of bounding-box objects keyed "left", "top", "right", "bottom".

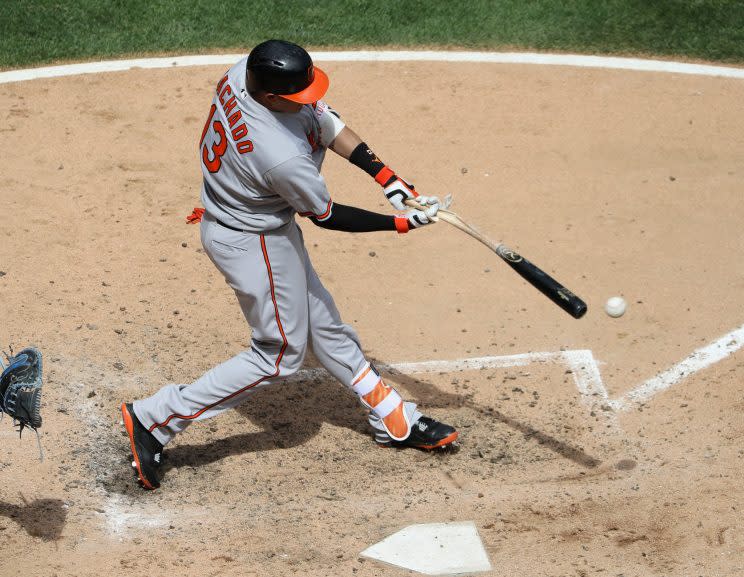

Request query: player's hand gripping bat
[{"left": 406, "top": 196, "right": 587, "bottom": 319}]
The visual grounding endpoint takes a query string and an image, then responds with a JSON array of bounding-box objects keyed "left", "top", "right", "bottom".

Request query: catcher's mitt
[{"left": 1, "top": 347, "right": 43, "bottom": 444}]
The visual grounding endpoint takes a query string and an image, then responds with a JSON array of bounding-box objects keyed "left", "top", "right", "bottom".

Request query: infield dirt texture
[{"left": 0, "top": 54, "right": 743, "bottom": 576}]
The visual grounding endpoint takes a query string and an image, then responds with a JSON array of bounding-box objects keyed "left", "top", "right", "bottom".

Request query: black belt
[{"left": 215, "top": 218, "right": 245, "bottom": 232}]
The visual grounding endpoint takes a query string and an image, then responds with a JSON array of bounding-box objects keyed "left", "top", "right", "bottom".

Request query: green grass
[{"left": 2, "top": 0, "right": 744, "bottom": 69}]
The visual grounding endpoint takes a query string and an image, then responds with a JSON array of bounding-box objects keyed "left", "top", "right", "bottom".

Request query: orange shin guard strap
[
  {"left": 362, "top": 379, "right": 393, "bottom": 408},
  {"left": 351, "top": 364, "right": 412, "bottom": 441},
  {"left": 381, "top": 402, "right": 410, "bottom": 441},
  {"left": 363, "top": 382, "right": 410, "bottom": 442}
]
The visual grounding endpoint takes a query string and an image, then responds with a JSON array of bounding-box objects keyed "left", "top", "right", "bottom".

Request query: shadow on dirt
[
  {"left": 0, "top": 495, "right": 67, "bottom": 541},
  {"left": 387, "top": 363, "right": 601, "bottom": 469},
  {"left": 487, "top": 408, "right": 601, "bottom": 468},
  {"left": 162, "top": 377, "right": 368, "bottom": 471},
  {"left": 160, "top": 358, "right": 601, "bottom": 472}
]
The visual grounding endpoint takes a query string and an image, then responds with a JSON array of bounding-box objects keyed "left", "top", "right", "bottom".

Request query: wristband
[
  {"left": 374, "top": 166, "right": 396, "bottom": 187},
  {"left": 349, "top": 142, "right": 389, "bottom": 180},
  {"left": 394, "top": 216, "right": 410, "bottom": 234}
]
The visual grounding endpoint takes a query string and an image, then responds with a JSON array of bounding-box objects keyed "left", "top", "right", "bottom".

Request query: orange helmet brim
[{"left": 281, "top": 66, "right": 329, "bottom": 104}]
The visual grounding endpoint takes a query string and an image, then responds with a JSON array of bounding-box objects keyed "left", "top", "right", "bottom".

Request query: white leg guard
[{"left": 351, "top": 363, "right": 415, "bottom": 441}]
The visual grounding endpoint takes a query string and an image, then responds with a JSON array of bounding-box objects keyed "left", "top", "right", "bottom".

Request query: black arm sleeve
[{"left": 310, "top": 202, "right": 397, "bottom": 233}]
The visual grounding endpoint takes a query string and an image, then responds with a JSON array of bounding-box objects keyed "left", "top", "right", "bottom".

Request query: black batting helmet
[{"left": 246, "top": 39, "right": 329, "bottom": 104}]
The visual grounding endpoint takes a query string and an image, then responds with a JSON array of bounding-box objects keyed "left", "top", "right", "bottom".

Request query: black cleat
[
  {"left": 121, "top": 403, "right": 163, "bottom": 490},
  {"left": 380, "top": 415, "right": 459, "bottom": 450}
]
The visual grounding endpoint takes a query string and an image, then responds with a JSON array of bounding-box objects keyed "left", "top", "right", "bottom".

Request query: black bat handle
[{"left": 496, "top": 245, "right": 587, "bottom": 319}]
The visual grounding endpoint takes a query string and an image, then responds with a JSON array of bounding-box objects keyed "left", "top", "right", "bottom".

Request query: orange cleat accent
[
  {"left": 378, "top": 415, "right": 459, "bottom": 451},
  {"left": 121, "top": 403, "right": 162, "bottom": 490}
]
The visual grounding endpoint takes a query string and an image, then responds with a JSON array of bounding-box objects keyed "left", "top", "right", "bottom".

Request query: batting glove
[
  {"left": 394, "top": 204, "right": 439, "bottom": 233},
  {"left": 380, "top": 175, "right": 439, "bottom": 212},
  {"left": 381, "top": 174, "right": 417, "bottom": 210},
  {"left": 408, "top": 204, "right": 439, "bottom": 228}
]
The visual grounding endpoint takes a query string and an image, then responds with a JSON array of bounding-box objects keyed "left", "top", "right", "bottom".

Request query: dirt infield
[{"left": 1, "top": 59, "right": 743, "bottom": 576}]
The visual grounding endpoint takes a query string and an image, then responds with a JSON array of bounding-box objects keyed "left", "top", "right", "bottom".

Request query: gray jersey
[{"left": 199, "top": 57, "right": 336, "bottom": 232}]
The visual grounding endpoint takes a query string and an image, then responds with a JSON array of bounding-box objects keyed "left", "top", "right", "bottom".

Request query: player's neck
[{"left": 250, "top": 91, "right": 303, "bottom": 114}]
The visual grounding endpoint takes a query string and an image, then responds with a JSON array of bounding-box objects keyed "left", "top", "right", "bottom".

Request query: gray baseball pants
[{"left": 134, "top": 214, "right": 419, "bottom": 445}]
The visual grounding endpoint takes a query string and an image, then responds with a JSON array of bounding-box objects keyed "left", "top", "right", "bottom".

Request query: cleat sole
[
  {"left": 378, "top": 431, "right": 459, "bottom": 451},
  {"left": 414, "top": 431, "right": 459, "bottom": 450},
  {"left": 121, "top": 403, "right": 157, "bottom": 490}
]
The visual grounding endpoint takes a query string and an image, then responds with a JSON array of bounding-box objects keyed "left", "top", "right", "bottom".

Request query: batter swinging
[{"left": 121, "top": 40, "right": 458, "bottom": 490}]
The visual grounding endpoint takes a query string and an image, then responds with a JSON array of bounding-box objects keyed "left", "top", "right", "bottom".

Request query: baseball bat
[{"left": 406, "top": 199, "right": 587, "bottom": 319}]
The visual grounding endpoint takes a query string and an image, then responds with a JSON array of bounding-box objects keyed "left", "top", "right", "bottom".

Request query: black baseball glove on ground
[{"left": 1, "top": 347, "right": 43, "bottom": 457}]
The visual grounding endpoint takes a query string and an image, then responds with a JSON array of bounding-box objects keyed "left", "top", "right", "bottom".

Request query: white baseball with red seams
[{"left": 605, "top": 296, "right": 627, "bottom": 318}]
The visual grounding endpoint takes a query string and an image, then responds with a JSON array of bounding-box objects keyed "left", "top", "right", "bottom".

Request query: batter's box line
[
  {"left": 295, "top": 322, "right": 744, "bottom": 419},
  {"left": 291, "top": 349, "right": 611, "bottom": 413},
  {"left": 607, "top": 322, "right": 744, "bottom": 411}
]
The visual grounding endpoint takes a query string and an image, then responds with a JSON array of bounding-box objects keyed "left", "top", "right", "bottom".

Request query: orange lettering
[
  {"left": 202, "top": 120, "right": 227, "bottom": 173},
  {"left": 231, "top": 123, "right": 248, "bottom": 141},
  {"left": 223, "top": 95, "right": 238, "bottom": 115},
  {"left": 219, "top": 84, "right": 233, "bottom": 105},
  {"left": 237, "top": 140, "right": 254, "bottom": 154},
  {"left": 200, "top": 104, "right": 217, "bottom": 148},
  {"left": 227, "top": 110, "right": 242, "bottom": 128},
  {"left": 216, "top": 74, "right": 228, "bottom": 95}
]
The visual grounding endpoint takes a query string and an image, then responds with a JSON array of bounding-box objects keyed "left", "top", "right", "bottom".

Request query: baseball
[{"left": 605, "top": 296, "right": 627, "bottom": 317}]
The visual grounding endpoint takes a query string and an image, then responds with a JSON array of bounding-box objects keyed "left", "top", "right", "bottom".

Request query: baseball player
[{"left": 121, "top": 40, "right": 458, "bottom": 490}]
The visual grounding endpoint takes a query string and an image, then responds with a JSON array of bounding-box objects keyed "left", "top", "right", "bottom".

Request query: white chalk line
[
  {"left": 104, "top": 494, "right": 170, "bottom": 535},
  {"left": 288, "top": 350, "right": 609, "bottom": 413},
  {"left": 2, "top": 51, "right": 744, "bottom": 85},
  {"left": 297, "top": 323, "right": 744, "bottom": 415},
  {"left": 608, "top": 323, "right": 744, "bottom": 411}
]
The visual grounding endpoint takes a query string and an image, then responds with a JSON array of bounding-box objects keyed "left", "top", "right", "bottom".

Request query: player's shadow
[
  {"left": 0, "top": 495, "right": 67, "bottom": 541},
  {"left": 383, "top": 361, "right": 601, "bottom": 469},
  {"left": 162, "top": 375, "right": 368, "bottom": 471},
  {"left": 163, "top": 355, "right": 600, "bottom": 471},
  {"left": 162, "top": 355, "right": 456, "bottom": 471}
]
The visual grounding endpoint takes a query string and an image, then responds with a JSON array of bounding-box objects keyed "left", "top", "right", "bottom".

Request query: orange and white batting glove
[
  {"left": 393, "top": 203, "right": 439, "bottom": 233},
  {"left": 378, "top": 171, "right": 440, "bottom": 212}
]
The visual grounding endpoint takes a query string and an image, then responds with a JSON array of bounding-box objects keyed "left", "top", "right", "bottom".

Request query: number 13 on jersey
[
  {"left": 200, "top": 97, "right": 254, "bottom": 173},
  {"left": 200, "top": 104, "right": 227, "bottom": 173}
]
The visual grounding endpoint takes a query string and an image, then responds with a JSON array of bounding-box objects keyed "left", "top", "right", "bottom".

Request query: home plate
[{"left": 361, "top": 521, "right": 492, "bottom": 575}]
